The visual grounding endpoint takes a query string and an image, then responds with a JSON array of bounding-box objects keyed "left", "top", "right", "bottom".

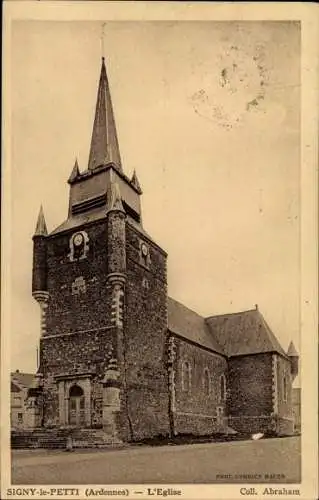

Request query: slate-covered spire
[
  {"left": 34, "top": 205, "right": 48, "bottom": 236},
  {"left": 68, "top": 158, "right": 80, "bottom": 184},
  {"left": 88, "top": 57, "right": 122, "bottom": 172}
]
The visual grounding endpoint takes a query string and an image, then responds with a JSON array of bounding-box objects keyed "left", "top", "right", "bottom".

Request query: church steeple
[
  {"left": 51, "top": 57, "right": 143, "bottom": 235},
  {"left": 88, "top": 57, "right": 122, "bottom": 172}
]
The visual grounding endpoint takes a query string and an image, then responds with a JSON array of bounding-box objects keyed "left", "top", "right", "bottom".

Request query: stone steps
[
  {"left": 12, "top": 430, "right": 68, "bottom": 449},
  {"left": 11, "top": 428, "right": 121, "bottom": 449}
]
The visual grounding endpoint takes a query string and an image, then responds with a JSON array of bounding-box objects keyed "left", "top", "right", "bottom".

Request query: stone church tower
[{"left": 32, "top": 58, "right": 171, "bottom": 443}]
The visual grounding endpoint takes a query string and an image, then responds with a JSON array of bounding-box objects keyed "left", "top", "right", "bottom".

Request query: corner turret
[
  {"left": 34, "top": 205, "right": 47, "bottom": 237},
  {"left": 32, "top": 206, "right": 48, "bottom": 293},
  {"left": 32, "top": 206, "right": 49, "bottom": 336},
  {"left": 287, "top": 341, "right": 299, "bottom": 381}
]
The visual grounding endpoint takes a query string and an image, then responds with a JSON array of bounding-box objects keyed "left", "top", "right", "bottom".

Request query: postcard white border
[{"left": 2, "top": 2, "right": 318, "bottom": 499}]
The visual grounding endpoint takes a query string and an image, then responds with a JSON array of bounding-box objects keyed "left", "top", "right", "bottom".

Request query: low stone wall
[
  {"left": 228, "top": 415, "right": 294, "bottom": 436},
  {"left": 228, "top": 416, "right": 274, "bottom": 435},
  {"left": 173, "top": 413, "right": 222, "bottom": 436}
]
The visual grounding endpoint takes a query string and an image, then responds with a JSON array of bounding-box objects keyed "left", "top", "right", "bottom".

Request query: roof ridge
[
  {"left": 11, "top": 372, "right": 35, "bottom": 377},
  {"left": 205, "top": 308, "right": 257, "bottom": 320}
]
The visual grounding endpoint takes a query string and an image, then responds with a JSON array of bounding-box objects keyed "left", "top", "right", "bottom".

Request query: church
[{"left": 27, "top": 57, "right": 299, "bottom": 445}]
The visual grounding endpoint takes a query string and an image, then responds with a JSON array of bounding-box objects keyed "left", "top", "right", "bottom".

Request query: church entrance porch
[{"left": 56, "top": 375, "right": 92, "bottom": 428}]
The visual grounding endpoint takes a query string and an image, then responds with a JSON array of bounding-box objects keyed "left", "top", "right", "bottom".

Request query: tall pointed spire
[
  {"left": 34, "top": 205, "right": 48, "bottom": 236},
  {"left": 88, "top": 57, "right": 122, "bottom": 172}
]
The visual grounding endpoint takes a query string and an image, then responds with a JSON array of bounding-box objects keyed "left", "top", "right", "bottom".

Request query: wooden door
[{"left": 69, "top": 385, "right": 85, "bottom": 426}]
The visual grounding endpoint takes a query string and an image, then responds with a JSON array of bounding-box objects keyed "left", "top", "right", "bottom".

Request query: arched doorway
[{"left": 69, "top": 384, "right": 85, "bottom": 426}]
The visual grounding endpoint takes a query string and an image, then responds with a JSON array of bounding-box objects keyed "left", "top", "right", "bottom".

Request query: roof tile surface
[
  {"left": 11, "top": 372, "right": 35, "bottom": 389},
  {"left": 167, "top": 297, "right": 225, "bottom": 355},
  {"left": 205, "top": 309, "right": 287, "bottom": 357},
  {"left": 168, "top": 299, "right": 287, "bottom": 358}
]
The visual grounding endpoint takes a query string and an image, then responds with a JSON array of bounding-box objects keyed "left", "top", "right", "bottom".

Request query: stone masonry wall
[
  {"left": 227, "top": 416, "right": 275, "bottom": 435},
  {"left": 40, "top": 328, "right": 116, "bottom": 427},
  {"left": 41, "top": 219, "right": 119, "bottom": 428},
  {"left": 123, "top": 222, "right": 170, "bottom": 441},
  {"left": 228, "top": 353, "right": 294, "bottom": 435},
  {"left": 228, "top": 353, "right": 273, "bottom": 418},
  {"left": 172, "top": 337, "right": 228, "bottom": 436},
  {"left": 275, "top": 354, "right": 293, "bottom": 419},
  {"left": 273, "top": 354, "right": 294, "bottom": 435},
  {"left": 46, "top": 220, "right": 110, "bottom": 336}
]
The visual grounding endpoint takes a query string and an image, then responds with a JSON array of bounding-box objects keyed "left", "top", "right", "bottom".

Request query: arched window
[
  {"left": 181, "top": 361, "right": 192, "bottom": 392},
  {"left": 220, "top": 374, "right": 226, "bottom": 402},
  {"left": 283, "top": 374, "right": 288, "bottom": 402},
  {"left": 203, "top": 368, "right": 211, "bottom": 395},
  {"left": 69, "top": 384, "right": 84, "bottom": 398}
]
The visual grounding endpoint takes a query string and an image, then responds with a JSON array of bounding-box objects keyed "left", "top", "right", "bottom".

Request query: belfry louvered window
[{"left": 71, "top": 193, "right": 107, "bottom": 215}]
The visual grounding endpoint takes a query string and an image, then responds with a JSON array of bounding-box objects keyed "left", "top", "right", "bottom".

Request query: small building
[{"left": 11, "top": 371, "right": 35, "bottom": 429}]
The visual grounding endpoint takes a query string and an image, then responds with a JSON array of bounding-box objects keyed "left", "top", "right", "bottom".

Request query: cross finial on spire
[{"left": 101, "top": 23, "right": 106, "bottom": 61}]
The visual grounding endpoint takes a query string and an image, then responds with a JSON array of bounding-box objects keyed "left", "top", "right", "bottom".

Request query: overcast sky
[{"left": 10, "top": 21, "right": 300, "bottom": 377}]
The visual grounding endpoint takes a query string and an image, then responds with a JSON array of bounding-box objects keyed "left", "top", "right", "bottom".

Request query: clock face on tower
[
  {"left": 141, "top": 243, "right": 148, "bottom": 257},
  {"left": 68, "top": 230, "right": 89, "bottom": 262},
  {"left": 140, "top": 241, "right": 150, "bottom": 268},
  {"left": 73, "top": 233, "right": 84, "bottom": 247}
]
